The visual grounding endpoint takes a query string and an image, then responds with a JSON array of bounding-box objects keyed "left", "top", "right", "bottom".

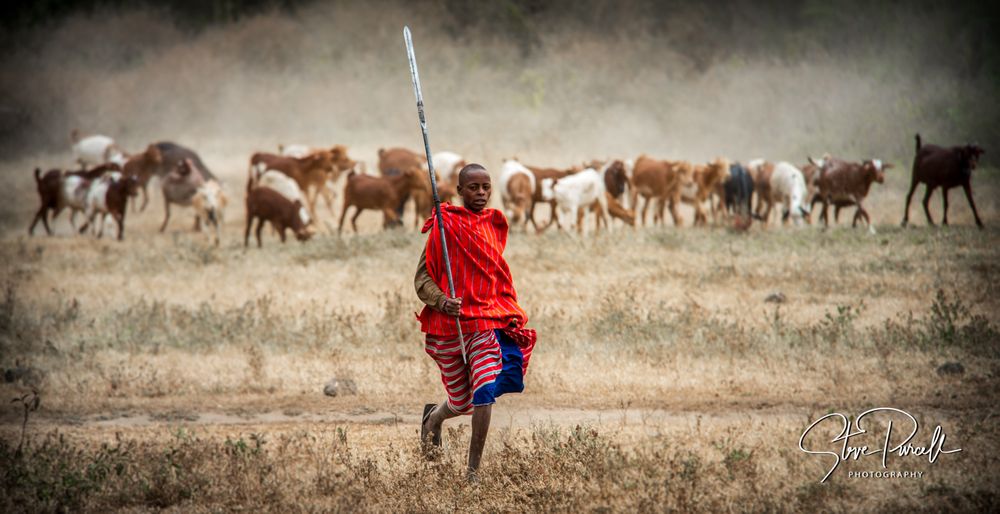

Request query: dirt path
[{"left": 8, "top": 403, "right": 978, "bottom": 433}]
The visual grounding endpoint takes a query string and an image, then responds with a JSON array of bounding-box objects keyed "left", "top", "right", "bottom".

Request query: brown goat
[
  {"left": 249, "top": 151, "right": 335, "bottom": 218},
  {"left": 682, "top": 158, "right": 730, "bottom": 225},
  {"left": 244, "top": 180, "right": 313, "bottom": 247},
  {"left": 28, "top": 168, "right": 63, "bottom": 236},
  {"left": 377, "top": 147, "right": 434, "bottom": 227},
  {"left": 339, "top": 170, "right": 424, "bottom": 233},
  {"left": 902, "top": 134, "right": 985, "bottom": 228},
  {"left": 505, "top": 172, "right": 535, "bottom": 226},
  {"left": 630, "top": 156, "right": 694, "bottom": 227},
  {"left": 121, "top": 144, "right": 164, "bottom": 211},
  {"left": 813, "top": 157, "right": 892, "bottom": 230}
]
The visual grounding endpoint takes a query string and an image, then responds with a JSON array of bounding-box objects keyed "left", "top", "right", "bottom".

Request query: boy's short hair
[{"left": 458, "top": 163, "right": 488, "bottom": 184}]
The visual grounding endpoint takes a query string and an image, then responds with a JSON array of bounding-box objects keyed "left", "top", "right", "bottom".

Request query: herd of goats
[{"left": 25, "top": 130, "right": 987, "bottom": 246}]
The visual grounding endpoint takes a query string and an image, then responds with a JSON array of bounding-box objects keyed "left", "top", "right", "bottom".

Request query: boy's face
[{"left": 457, "top": 169, "right": 491, "bottom": 212}]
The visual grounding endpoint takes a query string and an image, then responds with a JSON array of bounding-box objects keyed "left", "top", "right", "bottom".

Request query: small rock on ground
[{"left": 324, "top": 378, "right": 358, "bottom": 397}]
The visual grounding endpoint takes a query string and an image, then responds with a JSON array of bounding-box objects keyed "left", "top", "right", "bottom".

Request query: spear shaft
[{"left": 404, "top": 26, "right": 467, "bottom": 364}]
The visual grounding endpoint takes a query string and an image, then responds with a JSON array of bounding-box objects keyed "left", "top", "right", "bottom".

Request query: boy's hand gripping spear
[{"left": 404, "top": 26, "right": 467, "bottom": 365}]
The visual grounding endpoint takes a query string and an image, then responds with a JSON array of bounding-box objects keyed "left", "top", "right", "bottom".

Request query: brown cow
[
  {"left": 630, "top": 155, "right": 694, "bottom": 227},
  {"left": 813, "top": 157, "right": 892, "bottom": 230},
  {"left": 244, "top": 179, "right": 313, "bottom": 247},
  {"left": 249, "top": 150, "right": 335, "bottom": 219},
  {"left": 681, "top": 158, "right": 729, "bottom": 226},
  {"left": 902, "top": 134, "right": 985, "bottom": 228},
  {"left": 339, "top": 169, "right": 426, "bottom": 234}
]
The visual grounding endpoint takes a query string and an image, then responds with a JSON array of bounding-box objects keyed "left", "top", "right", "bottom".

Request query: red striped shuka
[{"left": 417, "top": 203, "right": 536, "bottom": 374}]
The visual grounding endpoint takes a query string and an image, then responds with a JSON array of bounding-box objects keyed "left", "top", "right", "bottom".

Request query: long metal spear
[{"left": 404, "top": 26, "right": 467, "bottom": 364}]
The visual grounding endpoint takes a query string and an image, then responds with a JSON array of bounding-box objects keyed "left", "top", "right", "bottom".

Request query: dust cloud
[{"left": 0, "top": 0, "right": 995, "bottom": 175}]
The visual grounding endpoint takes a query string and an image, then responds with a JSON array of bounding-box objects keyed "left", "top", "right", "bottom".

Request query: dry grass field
[{"left": 1, "top": 151, "right": 999, "bottom": 511}]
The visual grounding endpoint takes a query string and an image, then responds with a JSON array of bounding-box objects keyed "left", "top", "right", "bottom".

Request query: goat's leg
[
  {"left": 668, "top": 198, "right": 683, "bottom": 227},
  {"left": 854, "top": 198, "right": 871, "bottom": 231},
  {"left": 598, "top": 193, "right": 610, "bottom": 233},
  {"left": 941, "top": 187, "right": 950, "bottom": 226},
  {"left": 640, "top": 196, "right": 650, "bottom": 227},
  {"left": 140, "top": 185, "right": 150, "bottom": 212},
  {"left": 921, "top": 185, "right": 936, "bottom": 226},
  {"left": 78, "top": 211, "right": 93, "bottom": 235},
  {"left": 114, "top": 210, "right": 125, "bottom": 240},
  {"left": 527, "top": 200, "right": 540, "bottom": 232},
  {"left": 337, "top": 202, "right": 351, "bottom": 235},
  {"left": 279, "top": 225, "right": 287, "bottom": 243},
  {"left": 244, "top": 214, "right": 253, "bottom": 247},
  {"left": 834, "top": 205, "right": 842, "bottom": 224},
  {"left": 819, "top": 199, "right": 829, "bottom": 228},
  {"left": 69, "top": 210, "right": 78, "bottom": 230},
  {"left": 961, "top": 182, "right": 984, "bottom": 229},
  {"left": 28, "top": 207, "right": 46, "bottom": 236},
  {"left": 851, "top": 207, "right": 864, "bottom": 227},
  {"left": 41, "top": 207, "right": 53, "bottom": 236},
  {"left": 255, "top": 218, "right": 264, "bottom": 247},
  {"left": 97, "top": 213, "right": 107, "bottom": 238},
  {"left": 901, "top": 179, "right": 918, "bottom": 227},
  {"left": 159, "top": 200, "right": 172, "bottom": 232},
  {"left": 306, "top": 184, "right": 320, "bottom": 223},
  {"left": 382, "top": 208, "right": 400, "bottom": 229},
  {"left": 545, "top": 200, "right": 562, "bottom": 231},
  {"left": 754, "top": 193, "right": 766, "bottom": 218},
  {"left": 351, "top": 207, "right": 363, "bottom": 233},
  {"left": 321, "top": 183, "right": 336, "bottom": 215}
]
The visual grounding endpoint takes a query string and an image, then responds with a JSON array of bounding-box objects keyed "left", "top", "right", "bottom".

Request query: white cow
[
  {"left": 770, "top": 161, "right": 810, "bottom": 225},
  {"left": 71, "top": 130, "right": 126, "bottom": 168},
  {"left": 543, "top": 168, "right": 610, "bottom": 234}
]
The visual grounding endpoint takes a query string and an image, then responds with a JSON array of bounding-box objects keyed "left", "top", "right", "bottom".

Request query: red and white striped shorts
[{"left": 424, "top": 330, "right": 503, "bottom": 415}]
